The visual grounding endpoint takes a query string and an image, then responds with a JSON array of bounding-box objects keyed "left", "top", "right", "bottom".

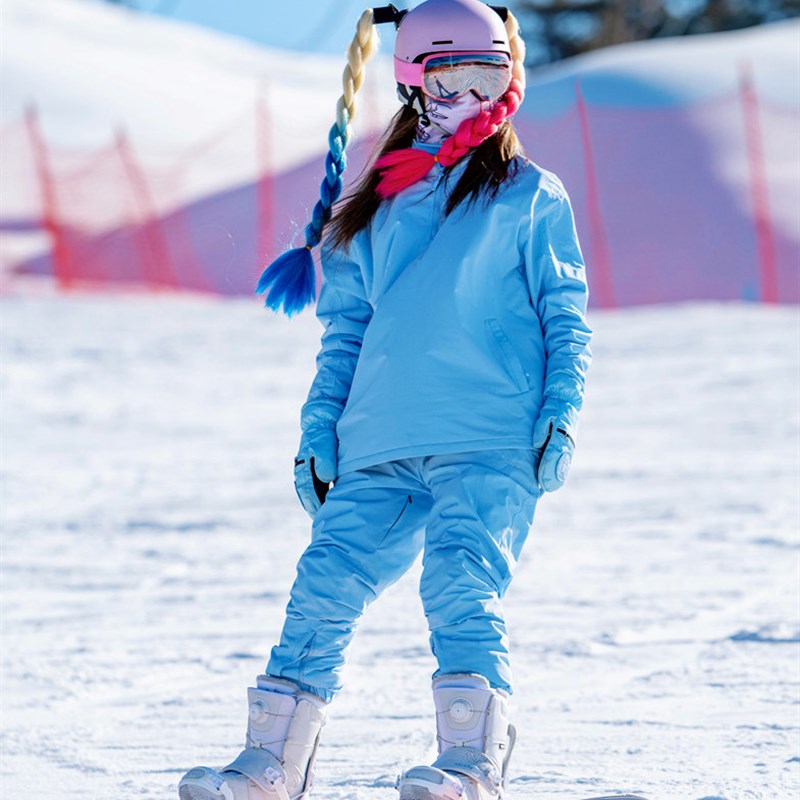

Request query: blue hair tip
[{"left": 255, "top": 246, "right": 317, "bottom": 316}]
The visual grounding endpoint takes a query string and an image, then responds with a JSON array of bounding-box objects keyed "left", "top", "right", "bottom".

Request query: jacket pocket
[{"left": 485, "top": 318, "right": 532, "bottom": 394}]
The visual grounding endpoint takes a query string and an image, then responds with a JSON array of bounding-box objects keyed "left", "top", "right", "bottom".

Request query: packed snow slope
[{"left": 1, "top": 297, "right": 798, "bottom": 799}]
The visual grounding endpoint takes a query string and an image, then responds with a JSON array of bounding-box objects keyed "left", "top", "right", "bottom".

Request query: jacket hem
[{"left": 337, "top": 437, "right": 535, "bottom": 476}]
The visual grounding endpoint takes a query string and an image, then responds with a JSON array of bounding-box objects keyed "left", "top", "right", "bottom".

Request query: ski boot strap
[
  {"left": 221, "top": 748, "right": 291, "bottom": 800},
  {"left": 396, "top": 765, "right": 465, "bottom": 799},
  {"left": 433, "top": 746, "right": 503, "bottom": 795}
]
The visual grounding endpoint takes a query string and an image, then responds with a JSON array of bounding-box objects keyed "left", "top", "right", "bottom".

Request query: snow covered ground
[{"left": 1, "top": 297, "right": 798, "bottom": 800}]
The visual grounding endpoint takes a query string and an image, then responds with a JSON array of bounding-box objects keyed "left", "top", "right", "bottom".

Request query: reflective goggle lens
[{"left": 422, "top": 53, "right": 511, "bottom": 102}]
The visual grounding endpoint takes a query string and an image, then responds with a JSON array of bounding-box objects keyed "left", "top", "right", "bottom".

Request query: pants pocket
[{"left": 375, "top": 494, "right": 414, "bottom": 548}]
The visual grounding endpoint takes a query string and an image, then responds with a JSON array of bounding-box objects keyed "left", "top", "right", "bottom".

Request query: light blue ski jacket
[{"left": 302, "top": 155, "right": 592, "bottom": 476}]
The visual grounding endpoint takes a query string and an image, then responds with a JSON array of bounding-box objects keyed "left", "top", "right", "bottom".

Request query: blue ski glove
[
  {"left": 294, "top": 425, "right": 338, "bottom": 518},
  {"left": 533, "top": 397, "right": 579, "bottom": 492}
]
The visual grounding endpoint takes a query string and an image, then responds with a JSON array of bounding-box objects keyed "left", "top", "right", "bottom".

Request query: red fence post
[
  {"left": 116, "top": 129, "right": 178, "bottom": 290},
  {"left": 24, "top": 106, "right": 73, "bottom": 289},
  {"left": 575, "top": 82, "right": 616, "bottom": 309},
  {"left": 739, "top": 61, "right": 779, "bottom": 304}
]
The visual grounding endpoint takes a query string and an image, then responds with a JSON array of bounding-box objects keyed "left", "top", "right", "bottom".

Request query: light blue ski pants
[{"left": 267, "top": 450, "right": 542, "bottom": 703}]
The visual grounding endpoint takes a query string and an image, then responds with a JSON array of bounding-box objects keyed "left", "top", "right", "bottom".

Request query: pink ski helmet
[{"left": 394, "top": 0, "right": 511, "bottom": 89}]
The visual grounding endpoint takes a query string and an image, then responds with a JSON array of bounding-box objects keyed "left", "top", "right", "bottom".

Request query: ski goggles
[{"left": 394, "top": 52, "right": 512, "bottom": 103}]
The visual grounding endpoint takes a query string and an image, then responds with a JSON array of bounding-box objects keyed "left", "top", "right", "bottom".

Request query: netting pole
[
  {"left": 256, "top": 81, "right": 276, "bottom": 269},
  {"left": 575, "top": 81, "right": 616, "bottom": 309},
  {"left": 739, "top": 61, "right": 778, "bottom": 304},
  {"left": 116, "top": 129, "right": 178, "bottom": 290},
  {"left": 24, "top": 105, "right": 73, "bottom": 288}
]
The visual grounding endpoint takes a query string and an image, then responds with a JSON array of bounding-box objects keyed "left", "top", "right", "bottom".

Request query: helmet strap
[{"left": 373, "top": 4, "right": 408, "bottom": 28}]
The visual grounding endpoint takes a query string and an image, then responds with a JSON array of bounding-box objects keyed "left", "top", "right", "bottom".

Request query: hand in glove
[
  {"left": 533, "top": 397, "right": 579, "bottom": 492},
  {"left": 294, "top": 425, "right": 338, "bottom": 518}
]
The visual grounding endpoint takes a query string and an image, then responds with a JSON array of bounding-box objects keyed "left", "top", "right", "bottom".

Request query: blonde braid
[
  {"left": 505, "top": 11, "right": 527, "bottom": 91},
  {"left": 255, "top": 9, "right": 380, "bottom": 315},
  {"left": 337, "top": 10, "right": 380, "bottom": 144}
]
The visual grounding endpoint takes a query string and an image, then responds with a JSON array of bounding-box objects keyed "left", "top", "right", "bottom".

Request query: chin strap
[{"left": 397, "top": 82, "right": 426, "bottom": 118}]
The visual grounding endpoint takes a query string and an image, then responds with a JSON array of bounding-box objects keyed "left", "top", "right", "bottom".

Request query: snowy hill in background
[
  {"left": 524, "top": 17, "right": 800, "bottom": 111},
  {"left": 3, "top": 0, "right": 796, "bottom": 201},
  {"left": 0, "top": 0, "right": 396, "bottom": 214},
  {"left": 1, "top": 0, "right": 798, "bottom": 303}
]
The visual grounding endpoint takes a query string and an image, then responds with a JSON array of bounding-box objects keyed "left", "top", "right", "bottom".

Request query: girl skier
[{"left": 179, "top": 1, "right": 592, "bottom": 798}]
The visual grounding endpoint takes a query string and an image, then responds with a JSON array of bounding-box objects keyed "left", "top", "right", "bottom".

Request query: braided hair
[{"left": 255, "top": 10, "right": 379, "bottom": 315}]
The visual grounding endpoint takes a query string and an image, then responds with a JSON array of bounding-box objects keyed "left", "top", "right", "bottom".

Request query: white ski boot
[
  {"left": 178, "top": 676, "right": 327, "bottom": 800},
  {"left": 397, "top": 674, "right": 516, "bottom": 800}
]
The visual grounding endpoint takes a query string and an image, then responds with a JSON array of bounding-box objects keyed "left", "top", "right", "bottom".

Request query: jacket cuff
[
  {"left": 543, "top": 370, "right": 584, "bottom": 409},
  {"left": 300, "top": 399, "right": 342, "bottom": 432}
]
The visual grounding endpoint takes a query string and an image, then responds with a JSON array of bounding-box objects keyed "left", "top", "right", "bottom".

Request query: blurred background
[
  {"left": 1, "top": 0, "right": 798, "bottom": 303},
  {"left": 2, "top": 3, "right": 799, "bottom": 799}
]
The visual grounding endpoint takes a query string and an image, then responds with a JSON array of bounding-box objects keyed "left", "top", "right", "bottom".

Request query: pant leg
[
  {"left": 419, "top": 449, "right": 541, "bottom": 695},
  {"left": 267, "top": 460, "right": 432, "bottom": 703}
]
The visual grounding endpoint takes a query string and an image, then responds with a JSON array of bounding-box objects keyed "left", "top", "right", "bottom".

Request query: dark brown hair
[{"left": 326, "top": 106, "right": 525, "bottom": 251}]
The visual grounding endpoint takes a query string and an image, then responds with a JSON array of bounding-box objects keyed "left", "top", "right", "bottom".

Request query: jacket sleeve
[
  {"left": 301, "top": 233, "right": 373, "bottom": 431},
  {"left": 524, "top": 177, "right": 593, "bottom": 409}
]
